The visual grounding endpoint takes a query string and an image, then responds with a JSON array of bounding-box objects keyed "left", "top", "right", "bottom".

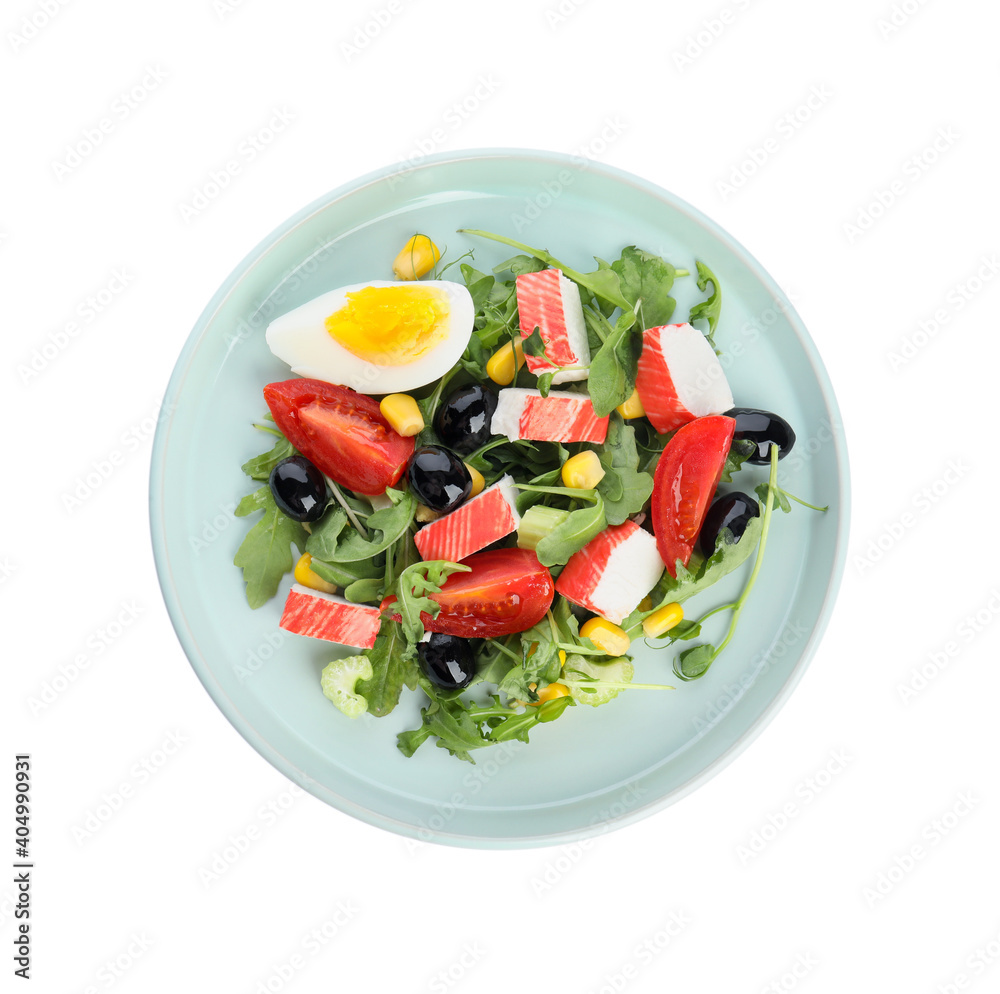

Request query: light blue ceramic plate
[{"left": 150, "top": 149, "right": 849, "bottom": 848}]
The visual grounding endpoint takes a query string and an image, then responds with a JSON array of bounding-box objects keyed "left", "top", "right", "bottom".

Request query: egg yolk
[{"left": 325, "top": 285, "right": 449, "bottom": 366}]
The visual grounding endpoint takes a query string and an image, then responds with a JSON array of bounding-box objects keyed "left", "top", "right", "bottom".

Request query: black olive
[
  {"left": 269, "top": 456, "right": 328, "bottom": 522},
  {"left": 434, "top": 384, "right": 498, "bottom": 455},
  {"left": 418, "top": 633, "right": 476, "bottom": 690},
  {"left": 699, "top": 492, "right": 761, "bottom": 556},
  {"left": 725, "top": 408, "right": 796, "bottom": 464},
  {"left": 408, "top": 445, "right": 472, "bottom": 513}
]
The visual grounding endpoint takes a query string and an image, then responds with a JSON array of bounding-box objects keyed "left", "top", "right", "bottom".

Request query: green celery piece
[
  {"left": 321, "top": 656, "right": 373, "bottom": 719},
  {"left": 561, "top": 655, "right": 635, "bottom": 707}
]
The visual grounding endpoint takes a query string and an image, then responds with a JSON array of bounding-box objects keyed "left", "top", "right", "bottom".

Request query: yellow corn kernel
[
  {"left": 580, "top": 617, "right": 631, "bottom": 656},
  {"left": 532, "top": 682, "right": 571, "bottom": 704},
  {"left": 415, "top": 503, "right": 440, "bottom": 523},
  {"left": 558, "top": 649, "right": 567, "bottom": 666},
  {"left": 561, "top": 450, "right": 606, "bottom": 490},
  {"left": 643, "top": 602, "right": 684, "bottom": 638},
  {"left": 379, "top": 393, "right": 424, "bottom": 437},
  {"left": 487, "top": 339, "right": 526, "bottom": 385},
  {"left": 616, "top": 388, "right": 646, "bottom": 419},
  {"left": 465, "top": 462, "right": 485, "bottom": 497},
  {"left": 392, "top": 234, "right": 441, "bottom": 281},
  {"left": 294, "top": 553, "right": 337, "bottom": 594}
]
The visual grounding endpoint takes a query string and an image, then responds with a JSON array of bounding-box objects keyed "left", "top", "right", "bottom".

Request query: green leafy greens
[{"left": 233, "top": 486, "right": 307, "bottom": 609}]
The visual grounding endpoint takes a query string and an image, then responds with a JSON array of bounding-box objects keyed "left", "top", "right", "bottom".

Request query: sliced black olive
[
  {"left": 699, "top": 491, "right": 761, "bottom": 556},
  {"left": 418, "top": 633, "right": 476, "bottom": 690},
  {"left": 407, "top": 445, "right": 472, "bottom": 513},
  {"left": 268, "top": 456, "right": 328, "bottom": 522},
  {"left": 725, "top": 407, "right": 796, "bottom": 464},
  {"left": 434, "top": 384, "right": 498, "bottom": 455}
]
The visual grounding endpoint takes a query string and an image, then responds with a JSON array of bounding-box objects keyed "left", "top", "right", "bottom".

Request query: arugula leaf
[
  {"left": 241, "top": 434, "right": 296, "bottom": 481},
  {"left": 397, "top": 698, "right": 486, "bottom": 763},
  {"left": 343, "top": 577, "right": 385, "bottom": 603},
  {"left": 392, "top": 560, "right": 472, "bottom": 651},
  {"left": 306, "top": 487, "right": 415, "bottom": 563},
  {"left": 467, "top": 439, "right": 568, "bottom": 488},
  {"left": 622, "top": 512, "right": 764, "bottom": 635},
  {"left": 585, "top": 306, "right": 642, "bottom": 418},
  {"left": 494, "top": 254, "right": 547, "bottom": 277},
  {"left": 233, "top": 487, "right": 307, "bottom": 608},
  {"left": 550, "top": 596, "right": 582, "bottom": 642},
  {"left": 356, "top": 623, "right": 418, "bottom": 717},
  {"left": 397, "top": 694, "right": 572, "bottom": 763},
  {"left": 537, "top": 496, "right": 605, "bottom": 566},
  {"left": 459, "top": 229, "right": 634, "bottom": 315},
  {"left": 460, "top": 263, "right": 496, "bottom": 312},
  {"left": 489, "top": 695, "right": 573, "bottom": 740},
  {"left": 721, "top": 438, "right": 757, "bottom": 484},
  {"left": 688, "top": 261, "right": 722, "bottom": 349},
  {"left": 669, "top": 445, "right": 785, "bottom": 681},
  {"left": 597, "top": 414, "right": 655, "bottom": 525},
  {"left": 610, "top": 246, "right": 677, "bottom": 330},
  {"left": 308, "top": 556, "right": 381, "bottom": 589},
  {"left": 754, "top": 483, "right": 829, "bottom": 514},
  {"left": 499, "top": 635, "right": 563, "bottom": 703},
  {"left": 474, "top": 638, "right": 521, "bottom": 687}
]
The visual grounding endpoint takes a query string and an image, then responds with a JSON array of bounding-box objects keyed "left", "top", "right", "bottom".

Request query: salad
[{"left": 233, "top": 229, "right": 826, "bottom": 763}]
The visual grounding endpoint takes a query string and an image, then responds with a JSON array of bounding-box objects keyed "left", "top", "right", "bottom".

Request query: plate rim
[{"left": 149, "top": 147, "right": 851, "bottom": 849}]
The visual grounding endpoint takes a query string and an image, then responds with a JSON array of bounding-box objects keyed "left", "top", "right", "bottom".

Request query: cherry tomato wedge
[
  {"left": 263, "top": 378, "right": 414, "bottom": 496},
  {"left": 381, "top": 548, "right": 554, "bottom": 638},
  {"left": 652, "top": 414, "right": 735, "bottom": 577}
]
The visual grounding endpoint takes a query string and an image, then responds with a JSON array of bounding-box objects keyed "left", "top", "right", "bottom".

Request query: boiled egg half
[{"left": 265, "top": 280, "right": 474, "bottom": 394}]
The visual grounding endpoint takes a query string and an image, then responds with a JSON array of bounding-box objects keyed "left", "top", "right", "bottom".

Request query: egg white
[{"left": 264, "top": 280, "right": 474, "bottom": 395}]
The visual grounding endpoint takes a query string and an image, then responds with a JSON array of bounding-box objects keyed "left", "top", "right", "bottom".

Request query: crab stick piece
[
  {"left": 555, "top": 521, "right": 665, "bottom": 625},
  {"left": 414, "top": 475, "right": 521, "bottom": 563},
  {"left": 491, "top": 388, "right": 609, "bottom": 444},
  {"left": 279, "top": 584, "right": 380, "bottom": 648},
  {"left": 516, "top": 268, "right": 591, "bottom": 384},
  {"left": 634, "top": 323, "right": 734, "bottom": 434}
]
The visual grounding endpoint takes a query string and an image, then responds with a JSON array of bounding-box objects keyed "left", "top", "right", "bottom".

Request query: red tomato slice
[
  {"left": 263, "top": 379, "right": 414, "bottom": 496},
  {"left": 652, "top": 415, "right": 736, "bottom": 577},
  {"left": 381, "top": 548, "right": 555, "bottom": 638}
]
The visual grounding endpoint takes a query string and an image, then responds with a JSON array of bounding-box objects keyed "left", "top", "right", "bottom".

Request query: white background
[{"left": 4, "top": 0, "right": 999, "bottom": 991}]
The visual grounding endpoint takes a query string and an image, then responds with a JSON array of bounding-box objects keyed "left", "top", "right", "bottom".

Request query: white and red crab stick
[
  {"left": 414, "top": 475, "right": 520, "bottom": 563},
  {"left": 279, "top": 584, "right": 380, "bottom": 649},
  {"left": 555, "top": 521, "right": 665, "bottom": 625},
  {"left": 634, "top": 323, "right": 734, "bottom": 434},
  {"left": 516, "top": 268, "right": 591, "bottom": 384},
  {"left": 491, "top": 388, "right": 609, "bottom": 444}
]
